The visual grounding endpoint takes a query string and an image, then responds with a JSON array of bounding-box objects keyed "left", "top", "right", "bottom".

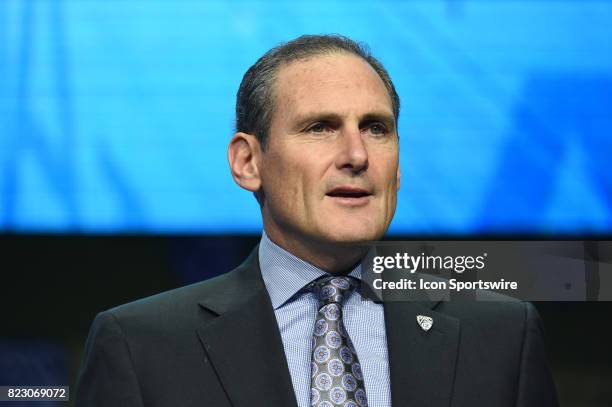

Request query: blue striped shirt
[{"left": 258, "top": 232, "right": 392, "bottom": 407}]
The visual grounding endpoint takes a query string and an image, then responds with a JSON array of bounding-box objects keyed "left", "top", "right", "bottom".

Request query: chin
[
  {"left": 321, "top": 212, "right": 387, "bottom": 242},
  {"left": 324, "top": 205, "right": 390, "bottom": 237},
  {"left": 319, "top": 225, "right": 385, "bottom": 244}
]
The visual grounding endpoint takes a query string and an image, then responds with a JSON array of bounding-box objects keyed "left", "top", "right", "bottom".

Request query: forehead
[{"left": 272, "top": 53, "right": 394, "bottom": 121}]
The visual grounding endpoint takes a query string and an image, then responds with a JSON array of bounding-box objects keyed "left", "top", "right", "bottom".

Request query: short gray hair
[{"left": 235, "top": 34, "right": 400, "bottom": 149}]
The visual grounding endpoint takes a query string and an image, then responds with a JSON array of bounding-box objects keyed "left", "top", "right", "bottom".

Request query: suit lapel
[
  {"left": 196, "top": 249, "right": 298, "bottom": 407},
  {"left": 384, "top": 299, "right": 460, "bottom": 407}
]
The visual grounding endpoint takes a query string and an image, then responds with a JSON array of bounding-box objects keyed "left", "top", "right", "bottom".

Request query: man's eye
[
  {"left": 308, "top": 123, "right": 328, "bottom": 133},
  {"left": 367, "top": 123, "right": 388, "bottom": 135}
]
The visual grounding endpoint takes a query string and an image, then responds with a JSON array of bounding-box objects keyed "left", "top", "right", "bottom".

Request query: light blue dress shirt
[{"left": 258, "top": 232, "right": 392, "bottom": 407}]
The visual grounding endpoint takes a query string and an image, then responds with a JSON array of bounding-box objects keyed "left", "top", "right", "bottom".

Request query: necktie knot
[{"left": 309, "top": 276, "right": 355, "bottom": 308}]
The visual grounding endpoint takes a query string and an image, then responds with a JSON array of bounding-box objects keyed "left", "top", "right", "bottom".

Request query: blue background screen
[{"left": 2, "top": 0, "right": 611, "bottom": 234}]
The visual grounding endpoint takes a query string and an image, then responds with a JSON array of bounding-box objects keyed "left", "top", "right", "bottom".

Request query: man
[{"left": 75, "top": 35, "right": 558, "bottom": 406}]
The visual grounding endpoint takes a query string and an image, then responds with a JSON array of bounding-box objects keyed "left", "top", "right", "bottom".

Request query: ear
[{"left": 228, "top": 132, "right": 262, "bottom": 193}]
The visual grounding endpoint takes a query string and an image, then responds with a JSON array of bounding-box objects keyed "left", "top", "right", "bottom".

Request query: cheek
[
  {"left": 264, "top": 157, "right": 308, "bottom": 209},
  {"left": 388, "top": 168, "right": 399, "bottom": 201},
  {"left": 372, "top": 148, "right": 399, "bottom": 181},
  {"left": 374, "top": 156, "right": 399, "bottom": 211}
]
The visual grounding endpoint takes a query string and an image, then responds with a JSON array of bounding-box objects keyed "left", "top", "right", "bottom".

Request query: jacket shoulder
[{"left": 101, "top": 252, "right": 259, "bottom": 329}]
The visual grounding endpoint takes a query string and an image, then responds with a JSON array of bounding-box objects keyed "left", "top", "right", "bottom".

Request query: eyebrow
[
  {"left": 293, "top": 111, "right": 396, "bottom": 131},
  {"left": 361, "top": 112, "right": 396, "bottom": 130}
]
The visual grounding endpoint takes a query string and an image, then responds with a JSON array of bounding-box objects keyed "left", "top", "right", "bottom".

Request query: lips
[
  {"left": 325, "top": 186, "right": 372, "bottom": 208},
  {"left": 326, "top": 186, "right": 372, "bottom": 198}
]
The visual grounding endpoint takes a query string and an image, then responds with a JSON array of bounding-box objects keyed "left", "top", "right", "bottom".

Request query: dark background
[{"left": 1, "top": 235, "right": 611, "bottom": 407}]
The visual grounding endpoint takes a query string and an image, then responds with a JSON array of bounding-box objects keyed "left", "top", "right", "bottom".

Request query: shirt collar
[{"left": 258, "top": 231, "right": 362, "bottom": 310}]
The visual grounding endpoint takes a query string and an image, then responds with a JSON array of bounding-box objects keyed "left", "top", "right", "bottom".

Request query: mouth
[{"left": 326, "top": 186, "right": 372, "bottom": 207}]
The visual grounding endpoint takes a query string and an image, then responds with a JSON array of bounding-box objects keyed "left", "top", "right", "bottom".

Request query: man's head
[{"left": 228, "top": 35, "right": 401, "bottom": 271}]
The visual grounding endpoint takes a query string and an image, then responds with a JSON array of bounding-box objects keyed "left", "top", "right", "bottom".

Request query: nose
[{"left": 335, "top": 126, "right": 368, "bottom": 173}]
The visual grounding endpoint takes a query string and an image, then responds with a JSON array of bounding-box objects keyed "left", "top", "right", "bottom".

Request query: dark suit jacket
[{"left": 75, "top": 248, "right": 559, "bottom": 406}]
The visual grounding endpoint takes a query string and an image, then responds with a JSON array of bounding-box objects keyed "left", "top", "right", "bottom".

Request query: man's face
[{"left": 259, "top": 53, "right": 400, "bottom": 247}]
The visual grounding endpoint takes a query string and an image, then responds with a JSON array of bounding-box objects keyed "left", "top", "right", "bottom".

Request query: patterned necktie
[{"left": 309, "top": 276, "right": 368, "bottom": 407}]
